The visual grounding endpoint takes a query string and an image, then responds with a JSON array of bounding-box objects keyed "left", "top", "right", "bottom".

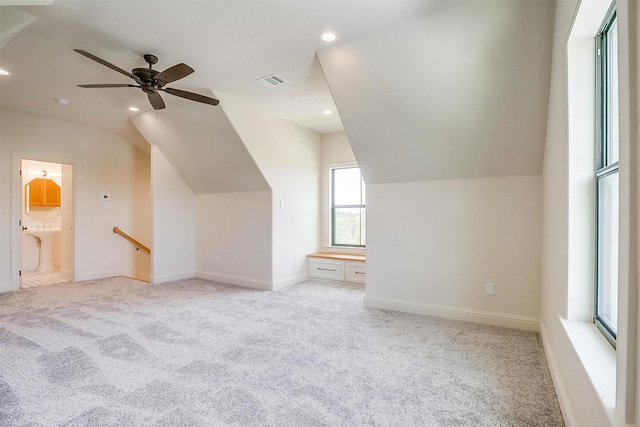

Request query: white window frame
[{"left": 323, "top": 162, "right": 366, "bottom": 252}]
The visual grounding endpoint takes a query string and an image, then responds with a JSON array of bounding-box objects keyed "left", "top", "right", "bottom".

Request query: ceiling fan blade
[
  {"left": 161, "top": 88, "right": 219, "bottom": 106},
  {"left": 155, "top": 63, "right": 194, "bottom": 86},
  {"left": 78, "top": 84, "right": 139, "bottom": 88},
  {"left": 148, "top": 91, "right": 166, "bottom": 110},
  {"left": 74, "top": 49, "right": 143, "bottom": 85}
]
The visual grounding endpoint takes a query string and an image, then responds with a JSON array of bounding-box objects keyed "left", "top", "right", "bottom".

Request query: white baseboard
[
  {"left": 0, "top": 282, "right": 17, "bottom": 293},
  {"left": 272, "top": 274, "right": 308, "bottom": 291},
  {"left": 151, "top": 271, "right": 195, "bottom": 285},
  {"left": 364, "top": 296, "right": 540, "bottom": 332},
  {"left": 195, "top": 271, "right": 271, "bottom": 291},
  {"left": 540, "top": 321, "right": 576, "bottom": 427},
  {"left": 75, "top": 270, "right": 120, "bottom": 282}
]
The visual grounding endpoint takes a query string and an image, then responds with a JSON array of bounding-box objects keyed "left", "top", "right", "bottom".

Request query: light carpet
[{"left": 0, "top": 277, "right": 564, "bottom": 426}]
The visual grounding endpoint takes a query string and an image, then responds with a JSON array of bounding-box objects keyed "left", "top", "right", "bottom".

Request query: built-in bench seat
[{"left": 307, "top": 252, "right": 366, "bottom": 283}]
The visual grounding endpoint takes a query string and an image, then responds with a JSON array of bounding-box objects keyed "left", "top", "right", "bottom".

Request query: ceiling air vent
[{"left": 255, "top": 74, "right": 287, "bottom": 88}]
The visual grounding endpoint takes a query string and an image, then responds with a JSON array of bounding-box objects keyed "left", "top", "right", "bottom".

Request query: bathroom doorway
[{"left": 20, "top": 159, "right": 74, "bottom": 288}]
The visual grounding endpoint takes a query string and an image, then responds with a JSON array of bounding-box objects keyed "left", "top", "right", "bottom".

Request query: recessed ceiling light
[
  {"left": 0, "top": 69, "right": 10, "bottom": 76},
  {"left": 323, "top": 110, "right": 333, "bottom": 115},
  {"left": 55, "top": 97, "right": 69, "bottom": 105},
  {"left": 128, "top": 107, "right": 140, "bottom": 112},
  {"left": 320, "top": 31, "right": 338, "bottom": 42}
]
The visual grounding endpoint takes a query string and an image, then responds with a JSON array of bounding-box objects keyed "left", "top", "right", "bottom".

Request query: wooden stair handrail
[{"left": 113, "top": 227, "right": 150, "bottom": 253}]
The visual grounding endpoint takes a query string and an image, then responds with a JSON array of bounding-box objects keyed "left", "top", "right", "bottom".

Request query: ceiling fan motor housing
[{"left": 132, "top": 67, "right": 161, "bottom": 93}]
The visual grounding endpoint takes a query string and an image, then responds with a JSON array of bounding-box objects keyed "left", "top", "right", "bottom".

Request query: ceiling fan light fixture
[
  {"left": 320, "top": 31, "right": 338, "bottom": 42},
  {"left": 0, "top": 69, "right": 11, "bottom": 76},
  {"left": 323, "top": 110, "right": 333, "bottom": 115}
]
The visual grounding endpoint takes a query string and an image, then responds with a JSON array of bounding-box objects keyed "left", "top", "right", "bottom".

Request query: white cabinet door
[
  {"left": 309, "top": 259, "right": 345, "bottom": 281},
  {"left": 345, "top": 262, "right": 366, "bottom": 283}
]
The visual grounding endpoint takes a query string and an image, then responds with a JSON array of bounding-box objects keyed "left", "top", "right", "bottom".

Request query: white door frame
[{"left": 11, "top": 151, "right": 77, "bottom": 290}]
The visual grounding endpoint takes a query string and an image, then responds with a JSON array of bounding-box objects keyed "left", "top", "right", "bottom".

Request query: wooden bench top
[{"left": 307, "top": 252, "right": 366, "bottom": 262}]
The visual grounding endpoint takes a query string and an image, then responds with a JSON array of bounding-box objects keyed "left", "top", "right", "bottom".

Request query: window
[
  {"left": 331, "top": 166, "right": 365, "bottom": 247},
  {"left": 595, "top": 4, "right": 619, "bottom": 346}
]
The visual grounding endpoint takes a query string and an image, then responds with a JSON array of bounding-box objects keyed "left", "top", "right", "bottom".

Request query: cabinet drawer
[
  {"left": 309, "top": 259, "right": 345, "bottom": 281},
  {"left": 345, "top": 262, "right": 366, "bottom": 283}
]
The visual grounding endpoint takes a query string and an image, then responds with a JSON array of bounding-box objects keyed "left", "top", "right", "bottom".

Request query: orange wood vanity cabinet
[{"left": 28, "top": 178, "right": 61, "bottom": 207}]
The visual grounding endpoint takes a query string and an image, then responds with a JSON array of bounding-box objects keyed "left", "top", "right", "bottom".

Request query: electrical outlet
[
  {"left": 294, "top": 257, "right": 299, "bottom": 266},
  {"left": 486, "top": 282, "right": 495, "bottom": 296}
]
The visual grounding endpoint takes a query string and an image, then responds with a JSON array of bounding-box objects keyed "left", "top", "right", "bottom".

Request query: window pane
[
  {"left": 597, "top": 172, "right": 619, "bottom": 333},
  {"left": 334, "top": 168, "right": 362, "bottom": 206},
  {"left": 607, "top": 19, "right": 619, "bottom": 164},
  {"left": 334, "top": 208, "right": 365, "bottom": 246}
]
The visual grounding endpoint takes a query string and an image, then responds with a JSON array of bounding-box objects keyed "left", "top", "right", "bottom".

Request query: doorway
[{"left": 19, "top": 159, "right": 74, "bottom": 288}]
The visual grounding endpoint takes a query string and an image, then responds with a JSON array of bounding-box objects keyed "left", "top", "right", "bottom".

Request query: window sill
[
  {"left": 560, "top": 317, "right": 616, "bottom": 412},
  {"left": 323, "top": 246, "right": 366, "bottom": 254}
]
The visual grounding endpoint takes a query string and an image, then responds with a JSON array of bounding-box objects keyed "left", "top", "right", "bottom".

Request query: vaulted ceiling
[
  {"left": 1, "top": 0, "right": 556, "bottom": 188},
  {"left": 0, "top": 0, "right": 434, "bottom": 140}
]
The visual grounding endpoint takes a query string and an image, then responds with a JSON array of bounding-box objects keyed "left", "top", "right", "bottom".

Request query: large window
[
  {"left": 595, "top": 4, "right": 619, "bottom": 345},
  {"left": 331, "top": 166, "right": 365, "bottom": 247}
]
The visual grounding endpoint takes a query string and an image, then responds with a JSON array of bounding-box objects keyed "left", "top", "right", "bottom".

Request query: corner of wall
[
  {"left": 540, "top": 320, "right": 578, "bottom": 427},
  {"left": 151, "top": 271, "right": 195, "bottom": 285}
]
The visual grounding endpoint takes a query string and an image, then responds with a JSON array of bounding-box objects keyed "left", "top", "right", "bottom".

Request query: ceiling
[
  {"left": 318, "top": 0, "right": 555, "bottom": 184},
  {"left": 0, "top": 0, "right": 435, "bottom": 145}
]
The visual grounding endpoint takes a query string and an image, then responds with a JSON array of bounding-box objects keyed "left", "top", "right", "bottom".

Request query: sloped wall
[
  {"left": 318, "top": 0, "right": 554, "bottom": 184},
  {"left": 130, "top": 101, "right": 270, "bottom": 195},
  {"left": 130, "top": 100, "right": 274, "bottom": 286},
  {"left": 317, "top": 0, "right": 553, "bottom": 330},
  {"left": 220, "top": 95, "right": 321, "bottom": 288},
  {"left": 131, "top": 96, "right": 319, "bottom": 290}
]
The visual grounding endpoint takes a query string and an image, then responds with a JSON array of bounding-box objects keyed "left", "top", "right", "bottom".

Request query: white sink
[{"left": 26, "top": 228, "right": 61, "bottom": 272}]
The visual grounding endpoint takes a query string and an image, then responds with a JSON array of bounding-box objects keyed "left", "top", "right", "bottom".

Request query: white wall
[
  {"left": 195, "top": 191, "right": 272, "bottom": 289},
  {"left": 540, "top": 1, "right": 640, "bottom": 426},
  {"left": 60, "top": 163, "right": 73, "bottom": 279},
  {"left": 364, "top": 176, "right": 542, "bottom": 331},
  {"left": 151, "top": 146, "right": 195, "bottom": 284},
  {"left": 220, "top": 95, "right": 321, "bottom": 289},
  {"left": 0, "top": 110, "right": 151, "bottom": 291},
  {"left": 322, "top": 132, "right": 356, "bottom": 166}
]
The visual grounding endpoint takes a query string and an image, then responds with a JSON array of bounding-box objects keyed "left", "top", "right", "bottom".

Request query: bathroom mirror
[{"left": 26, "top": 178, "right": 61, "bottom": 212}]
